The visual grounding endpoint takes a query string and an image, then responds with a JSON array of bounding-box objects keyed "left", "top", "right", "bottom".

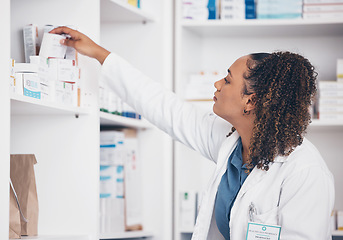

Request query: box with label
[
  {"left": 23, "top": 24, "right": 39, "bottom": 63},
  {"left": 16, "top": 73, "right": 41, "bottom": 99}
]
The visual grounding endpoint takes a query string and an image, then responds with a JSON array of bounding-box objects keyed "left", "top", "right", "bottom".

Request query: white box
[
  {"left": 18, "top": 73, "right": 41, "bottom": 99},
  {"left": 47, "top": 58, "right": 77, "bottom": 82},
  {"left": 100, "top": 131, "right": 126, "bottom": 165},
  {"left": 180, "top": 191, "right": 197, "bottom": 230},
  {"left": 39, "top": 33, "right": 67, "bottom": 60},
  {"left": 23, "top": 24, "right": 39, "bottom": 63},
  {"left": 337, "top": 59, "right": 343, "bottom": 82},
  {"left": 337, "top": 211, "right": 343, "bottom": 230}
]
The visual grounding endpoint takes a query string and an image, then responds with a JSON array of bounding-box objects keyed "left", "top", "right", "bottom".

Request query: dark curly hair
[{"left": 231, "top": 51, "right": 317, "bottom": 171}]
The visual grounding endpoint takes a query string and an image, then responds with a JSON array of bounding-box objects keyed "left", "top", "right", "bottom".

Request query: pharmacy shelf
[
  {"left": 333, "top": 230, "right": 343, "bottom": 236},
  {"left": 100, "top": 231, "right": 153, "bottom": 239},
  {"left": 10, "top": 93, "right": 89, "bottom": 116},
  {"left": 310, "top": 119, "right": 343, "bottom": 127},
  {"left": 100, "top": 0, "right": 154, "bottom": 23},
  {"left": 12, "top": 235, "right": 89, "bottom": 240},
  {"left": 99, "top": 111, "right": 152, "bottom": 129},
  {"left": 181, "top": 19, "right": 343, "bottom": 37}
]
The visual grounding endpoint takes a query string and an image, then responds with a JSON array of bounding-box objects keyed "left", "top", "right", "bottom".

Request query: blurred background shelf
[
  {"left": 99, "top": 111, "right": 152, "bottom": 129},
  {"left": 181, "top": 19, "right": 343, "bottom": 37},
  {"left": 101, "top": 0, "right": 155, "bottom": 23},
  {"left": 100, "top": 231, "right": 153, "bottom": 239}
]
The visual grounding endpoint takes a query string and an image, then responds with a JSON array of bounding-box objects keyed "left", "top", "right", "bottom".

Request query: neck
[{"left": 234, "top": 118, "right": 255, "bottom": 165}]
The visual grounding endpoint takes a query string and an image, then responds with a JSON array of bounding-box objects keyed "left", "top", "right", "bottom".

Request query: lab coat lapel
[{"left": 235, "top": 165, "right": 267, "bottom": 200}]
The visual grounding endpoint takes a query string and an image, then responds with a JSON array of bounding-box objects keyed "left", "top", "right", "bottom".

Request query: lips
[{"left": 213, "top": 95, "right": 217, "bottom": 101}]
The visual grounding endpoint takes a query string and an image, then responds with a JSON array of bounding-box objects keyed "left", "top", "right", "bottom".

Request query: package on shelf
[
  {"left": 13, "top": 63, "right": 41, "bottom": 99},
  {"left": 318, "top": 80, "right": 343, "bottom": 120},
  {"left": 244, "top": 0, "right": 256, "bottom": 19},
  {"left": 185, "top": 71, "right": 222, "bottom": 100},
  {"left": 182, "top": 0, "right": 211, "bottom": 20},
  {"left": 338, "top": 210, "right": 343, "bottom": 230},
  {"left": 122, "top": 129, "right": 143, "bottom": 231},
  {"left": 23, "top": 24, "right": 39, "bottom": 63},
  {"left": 338, "top": 59, "right": 343, "bottom": 82},
  {"left": 256, "top": 0, "right": 303, "bottom": 19},
  {"left": 100, "top": 131, "right": 126, "bottom": 165},
  {"left": 303, "top": 3, "right": 343, "bottom": 13},
  {"left": 303, "top": 0, "right": 343, "bottom": 4},
  {"left": 122, "top": 102, "right": 141, "bottom": 119},
  {"left": 39, "top": 32, "right": 67, "bottom": 60},
  {"left": 9, "top": 59, "right": 15, "bottom": 93},
  {"left": 99, "top": 80, "right": 123, "bottom": 115},
  {"left": 128, "top": 0, "right": 141, "bottom": 8},
  {"left": 99, "top": 164, "right": 125, "bottom": 233},
  {"left": 179, "top": 191, "right": 198, "bottom": 230},
  {"left": 303, "top": 11, "right": 343, "bottom": 19},
  {"left": 220, "top": 0, "right": 245, "bottom": 20}
]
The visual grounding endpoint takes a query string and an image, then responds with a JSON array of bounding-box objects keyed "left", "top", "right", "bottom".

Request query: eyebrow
[{"left": 227, "top": 69, "right": 232, "bottom": 77}]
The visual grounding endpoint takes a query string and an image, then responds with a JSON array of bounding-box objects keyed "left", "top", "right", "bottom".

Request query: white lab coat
[{"left": 101, "top": 53, "right": 335, "bottom": 240}]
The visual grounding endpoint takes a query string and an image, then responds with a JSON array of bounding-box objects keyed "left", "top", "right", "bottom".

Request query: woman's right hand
[{"left": 49, "top": 26, "right": 110, "bottom": 65}]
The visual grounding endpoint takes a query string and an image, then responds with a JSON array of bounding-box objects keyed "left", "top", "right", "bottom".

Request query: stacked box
[
  {"left": 303, "top": 0, "right": 343, "bottom": 19},
  {"left": 318, "top": 81, "right": 343, "bottom": 120},
  {"left": 256, "top": 0, "right": 303, "bottom": 19},
  {"left": 23, "top": 24, "right": 39, "bottom": 63},
  {"left": 183, "top": 0, "right": 211, "bottom": 20},
  {"left": 221, "top": 0, "right": 245, "bottom": 20}
]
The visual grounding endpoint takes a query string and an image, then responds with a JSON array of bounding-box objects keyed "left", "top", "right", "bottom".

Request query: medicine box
[
  {"left": 15, "top": 73, "right": 41, "bottom": 99},
  {"left": 23, "top": 24, "right": 39, "bottom": 63},
  {"left": 39, "top": 33, "right": 67, "bottom": 60}
]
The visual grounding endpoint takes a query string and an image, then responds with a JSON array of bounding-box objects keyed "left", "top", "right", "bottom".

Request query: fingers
[
  {"left": 61, "top": 38, "right": 76, "bottom": 48},
  {"left": 49, "top": 26, "right": 80, "bottom": 39}
]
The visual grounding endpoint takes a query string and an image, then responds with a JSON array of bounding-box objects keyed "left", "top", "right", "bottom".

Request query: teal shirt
[{"left": 214, "top": 138, "right": 249, "bottom": 239}]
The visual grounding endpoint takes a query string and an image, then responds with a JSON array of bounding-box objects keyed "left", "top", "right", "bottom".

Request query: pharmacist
[{"left": 50, "top": 27, "right": 334, "bottom": 240}]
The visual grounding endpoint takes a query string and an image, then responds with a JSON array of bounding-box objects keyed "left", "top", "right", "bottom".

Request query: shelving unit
[
  {"left": 174, "top": 2, "right": 343, "bottom": 240},
  {"left": 2, "top": 0, "right": 173, "bottom": 240},
  {"left": 99, "top": 0, "right": 173, "bottom": 239}
]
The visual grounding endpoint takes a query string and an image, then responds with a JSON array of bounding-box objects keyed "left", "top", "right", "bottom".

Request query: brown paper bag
[
  {"left": 9, "top": 183, "right": 21, "bottom": 239},
  {"left": 10, "top": 154, "right": 39, "bottom": 236}
]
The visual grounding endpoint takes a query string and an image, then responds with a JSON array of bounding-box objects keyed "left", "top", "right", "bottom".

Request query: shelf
[
  {"left": 333, "top": 230, "right": 343, "bottom": 236},
  {"left": 10, "top": 93, "right": 89, "bottom": 116},
  {"left": 181, "top": 18, "right": 343, "bottom": 37},
  {"left": 100, "top": 111, "right": 152, "bottom": 129},
  {"left": 100, "top": 231, "right": 153, "bottom": 239},
  {"left": 100, "top": 0, "right": 154, "bottom": 23},
  {"left": 310, "top": 119, "right": 343, "bottom": 127},
  {"left": 12, "top": 235, "right": 89, "bottom": 240}
]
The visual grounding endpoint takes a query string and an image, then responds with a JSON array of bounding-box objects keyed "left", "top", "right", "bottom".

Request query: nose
[{"left": 214, "top": 79, "right": 223, "bottom": 91}]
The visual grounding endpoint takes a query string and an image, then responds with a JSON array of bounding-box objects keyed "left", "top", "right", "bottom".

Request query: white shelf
[
  {"left": 10, "top": 93, "right": 89, "bottom": 116},
  {"left": 12, "top": 235, "right": 89, "bottom": 240},
  {"left": 101, "top": 0, "right": 154, "bottom": 23},
  {"left": 99, "top": 111, "right": 152, "bottom": 129},
  {"left": 181, "top": 19, "right": 343, "bottom": 37},
  {"left": 310, "top": 119, "right": 343, "bottom": 127},
  {"left": 100, "top": 231, "right": 153, "bottom": 239},
  {"left": 333, "top": 230, "right": 343, "bottom": 236}
]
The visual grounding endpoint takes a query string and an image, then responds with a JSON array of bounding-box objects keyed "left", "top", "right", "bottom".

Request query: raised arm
[{"left": 51, "top": 27, "right": 232, "bottom": 162}]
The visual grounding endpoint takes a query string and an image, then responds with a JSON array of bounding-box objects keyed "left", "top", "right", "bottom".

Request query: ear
[{"left": 245, "top": 93, "right": 256, "bottom": 112}]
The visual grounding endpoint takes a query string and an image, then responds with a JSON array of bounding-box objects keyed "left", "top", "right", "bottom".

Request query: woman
[{"left": 50, "top": 27, "right": 334, "bottom": 239}]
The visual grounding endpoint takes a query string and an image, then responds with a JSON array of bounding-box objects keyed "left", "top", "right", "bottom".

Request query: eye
[{"left": 224, "top": 77, "right": 230, "bottom": 84}]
